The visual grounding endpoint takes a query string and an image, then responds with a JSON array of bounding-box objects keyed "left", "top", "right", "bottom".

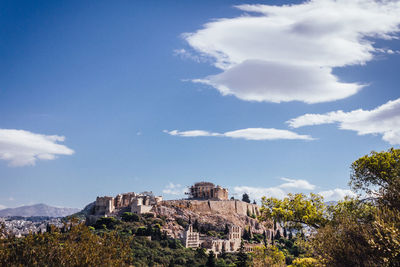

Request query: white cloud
[
  {"left": 287, "top": 98, "right": 400, "bottom": 144},
  {"left": 234, "top": 186, "right": 286, "bottom": 199},
  {"left": 0, "top": 204, "right": 6, "bottom": 210},
  {"left": 234, "top": 179, "right": 354, "bottom": 202},
  {"left": 0, "top": 129, "right": 74, "bottom": 167},
  {"left": 162, "top": 182, "right": 187, "bottom": 196},
  {"left": 234, "top": 177, "right": 317, "bottom": 200},
  {"left": 318, "top": 188, "right": 356, "bottom": 202},
  {"left": 193, "top": 60, "right": 362, "bottom": 104},
  {"left": 183, "top": 0, "right": 400, "bottom": 103},
  {"left": 279, "top": 177, "right": 316, "bottom": 190},
  {"left": 164, "top": 128, "right": 314, "bottom": 141}
]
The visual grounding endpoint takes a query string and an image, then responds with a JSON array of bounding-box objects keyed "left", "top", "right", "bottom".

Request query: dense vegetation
[
  {"left": 260, "top": 148, "right": 400, "bottom": 266},
  {"left": 1, "top": 148, "right": 399, "bottom": 266}
]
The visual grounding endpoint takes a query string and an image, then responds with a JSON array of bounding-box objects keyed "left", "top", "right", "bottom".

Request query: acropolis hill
[{"left": 86, "top": 182, "right": 272, "bottom": 241}]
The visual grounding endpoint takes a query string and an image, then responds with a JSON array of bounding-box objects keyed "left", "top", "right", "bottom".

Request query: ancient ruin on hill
[
  {"left": 94, "top": 191, "right": 163, "bottom": 216},
  {"left": 186, "top": 182, "right": 228, "bottom": 200}
]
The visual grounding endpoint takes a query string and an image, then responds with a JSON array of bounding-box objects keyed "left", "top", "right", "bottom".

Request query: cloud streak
[
  {"left": 0, "top": 129, "right": 74, "bottom": 167},
  {"left": 287, "top": 98, "right": 400, "bottom": 145},
  {"left": 234, "top": 178, "right": 354, "bottom": 201},
  {"left": 162, "top": 182, "right": 187, "bottom": 196},
  {"left": 164, "top": 128, "right": 313, "bottom": 141},
  {"left": 183, "top": 0, "right": 400, "bottom": 103}
]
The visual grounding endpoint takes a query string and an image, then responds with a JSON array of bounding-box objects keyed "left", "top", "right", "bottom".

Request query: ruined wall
[{"left": 162, "top": 200, "right": 260, "bottom": 217}]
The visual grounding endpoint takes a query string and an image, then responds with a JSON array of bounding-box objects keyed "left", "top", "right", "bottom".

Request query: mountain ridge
[{"left": 0, "top": 203, "right": 80, "bottom": 217}]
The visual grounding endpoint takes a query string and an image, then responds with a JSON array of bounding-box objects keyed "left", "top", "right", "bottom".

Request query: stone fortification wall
[{"left": 162, "top": 200, "right": 260, "bottom": 217}]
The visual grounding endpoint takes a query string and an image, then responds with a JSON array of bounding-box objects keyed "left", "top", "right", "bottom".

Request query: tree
[
  {"left": 252, "top": 245, "right": 285, "bottom": 266},
  {"left": 193, "top": 219, "right": 200, "bottom": 231},
  {"left": 274, "top": 230, "right": 281, "bottom": 240},
  {"left": 121, "top": 212, "right": 139, "bottom": 222},
  {"left": 253, "top": 200, "right": 257, "bottom": 205},
  {"left": 311, "top": 199, "right": 379, "bottom": 266},
  {"left": 224, "top": 224, "right": 229, "bottom": 235},
  {"left": 206, "top": 251, "right": 216, "bottom": 267},
  {"left": 242, "top": 193, "right": 251, "bottom": 203},
  {"left": 350, "top": 148, "right": 400, "bottom": 209},
  {"left": 236, "top": 242, "right": 250, "bottom": 267},
  {"left": 259, "top": 193, "right": 328, "bottom": 230}
]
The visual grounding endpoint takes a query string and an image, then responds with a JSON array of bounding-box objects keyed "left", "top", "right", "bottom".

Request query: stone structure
[
  {"left": 210, "top": 225, "right": 241, "bottom": 254},
  {"left": 94, "top": 191, "right": 162, "bottom": 216},
  {"left": 187, "top": 182, "right": 228, "bottom": 200},
  {"left": 181, "top": 224, "right": 200, "bottom": 248},
  {"left": 181, "top": 224, "right": 242, "bottom": 254},
  {"left": 162, "top": 199, "right": 260, "bottom": 217}
]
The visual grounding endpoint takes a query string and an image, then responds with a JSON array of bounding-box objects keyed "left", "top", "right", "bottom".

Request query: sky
[{"left": 1, "top": 0, "right": 400, "bottom": 209}]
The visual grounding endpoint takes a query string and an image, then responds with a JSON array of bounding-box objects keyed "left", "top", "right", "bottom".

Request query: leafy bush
[{"left": 121, "top": 212, "right": 139, "bottom": 222}]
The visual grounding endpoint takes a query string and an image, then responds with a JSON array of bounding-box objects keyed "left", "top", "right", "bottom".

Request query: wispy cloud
[
  {"left": 162, "top": 182, "right": 187, "bottom": 196},
  {"left": 234, "top": 177, "right": 316, "bottom": 199},
  {"left": 0, "top": 129, "right": 74, "bottom": 167},
  {"left": 287, "top": 98, "right": 400, "bottom": 145},
  {"left": 318, "top": 189, "right": 356, "bottom": 202},
  {"left": 233, "top": 178, "right": 353, "bottom": 202},
  {"left": 182, "top": 0, "right": 400, "bottom": 103},
  {"left": 163, "top": 128, "right": 314, "bottom": 141},
  {"left": 0, "top": 204, "right": 6, "bottom": 210}
]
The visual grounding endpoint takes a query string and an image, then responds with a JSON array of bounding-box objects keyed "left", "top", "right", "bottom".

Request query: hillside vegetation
[{"left": 1, "top": 148, "right": 399, "bottom": 266}]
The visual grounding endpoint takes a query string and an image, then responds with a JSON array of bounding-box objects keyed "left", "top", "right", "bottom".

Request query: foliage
[
  {"left": 121, "top": 212, "right": 139, "bottom": 222},
  {"left": 260, "top": 193, "right": 328, "bottom": 230},
  {"left": 0, "top": 223, "right": 132, "bottom": 266},
  {"left": 242, "top": 193, "right": 251, "bottom": 203},
  {"left": 93, "top": 216, "right": 120, "bottom": 230},
  {"left": 206, "top": 251, "right": 216, "bottom": 267},
  {"left": 288, "top": 257, "right": 321, "bottom": 267},
  {"left": 350, "top": 148, "right": 400, "bottom": 209},
  {"left": 236, "top": 241, "right": 251, "bottom": 267},
  {"left": 251, "top": 245, "right": 285, "bottom": 267}
]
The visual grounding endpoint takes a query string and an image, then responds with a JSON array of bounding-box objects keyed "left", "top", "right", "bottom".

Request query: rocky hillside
[
  {"left": 0, "top": 204, "right": 80, "bottom": 217},
  {"left": 154, "top": 200, "right": 270, "bottom": 238}
]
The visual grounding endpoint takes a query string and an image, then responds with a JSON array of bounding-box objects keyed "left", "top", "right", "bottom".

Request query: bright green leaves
[{"left": 260, "top": 193, "right": 328, "bottom": 230}]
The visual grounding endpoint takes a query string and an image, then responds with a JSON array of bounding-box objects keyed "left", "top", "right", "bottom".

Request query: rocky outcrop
[{"left": 154, "top": 200, "right": 268, "bottom": 238}]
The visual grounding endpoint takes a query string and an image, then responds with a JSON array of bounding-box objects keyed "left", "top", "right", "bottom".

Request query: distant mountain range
[{"left": 0, "top": 204, "right": 80, "bottom": 217}]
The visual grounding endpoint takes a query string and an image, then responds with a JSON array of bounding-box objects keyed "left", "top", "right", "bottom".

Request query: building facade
[{"left": 182, "top": 224, "right": 200, "bottom": 248}]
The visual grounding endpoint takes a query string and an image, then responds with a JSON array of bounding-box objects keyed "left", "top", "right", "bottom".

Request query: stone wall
[{"left": 162, "top": 199, "right": 260, "bottom": 217}]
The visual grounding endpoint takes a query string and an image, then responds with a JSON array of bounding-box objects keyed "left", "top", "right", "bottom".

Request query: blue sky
[{"left": 1, "top": 0, "right": 400, "bottom": 209}]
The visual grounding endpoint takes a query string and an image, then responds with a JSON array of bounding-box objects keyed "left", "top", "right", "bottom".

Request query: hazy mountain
[{"left": 0, "top": 204, "right": 80, "bottom": 217}]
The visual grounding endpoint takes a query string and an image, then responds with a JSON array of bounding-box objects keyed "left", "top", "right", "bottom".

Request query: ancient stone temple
[{"left": 187, "top": 182, "right": 228, "bottom": 200}]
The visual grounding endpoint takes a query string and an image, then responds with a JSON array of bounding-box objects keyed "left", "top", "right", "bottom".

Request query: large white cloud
[
  {"left": 163, "top": 128, "right": 313, "bottom": 141},
  {"left": 183, "top": 0, "right": 400, "bottom": 103},
  {"left": 287, "top": 98, "right": 400, "bottom": 144},
  {"left": 0, "top": 129, "right": 74, "bottom": 167}
]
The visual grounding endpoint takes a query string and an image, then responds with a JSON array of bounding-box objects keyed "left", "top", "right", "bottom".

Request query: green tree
[
  {"left": 350, "top": 148, "right": 400, "bottom": 209},
  {"left": 121, "top": 212, "right": 139, "bottom": 222},
  {"left": 236, "top": 241, "right": 250, "bottom": 267},
  {"left": 242, "top": 193, "right": 251, "bottom": 203},
  {"left": 206, "top": 251, "right": 216, "bottom": 267},
  {"left": 259, "top": 193, "right": 327, "bottom": 230}
]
